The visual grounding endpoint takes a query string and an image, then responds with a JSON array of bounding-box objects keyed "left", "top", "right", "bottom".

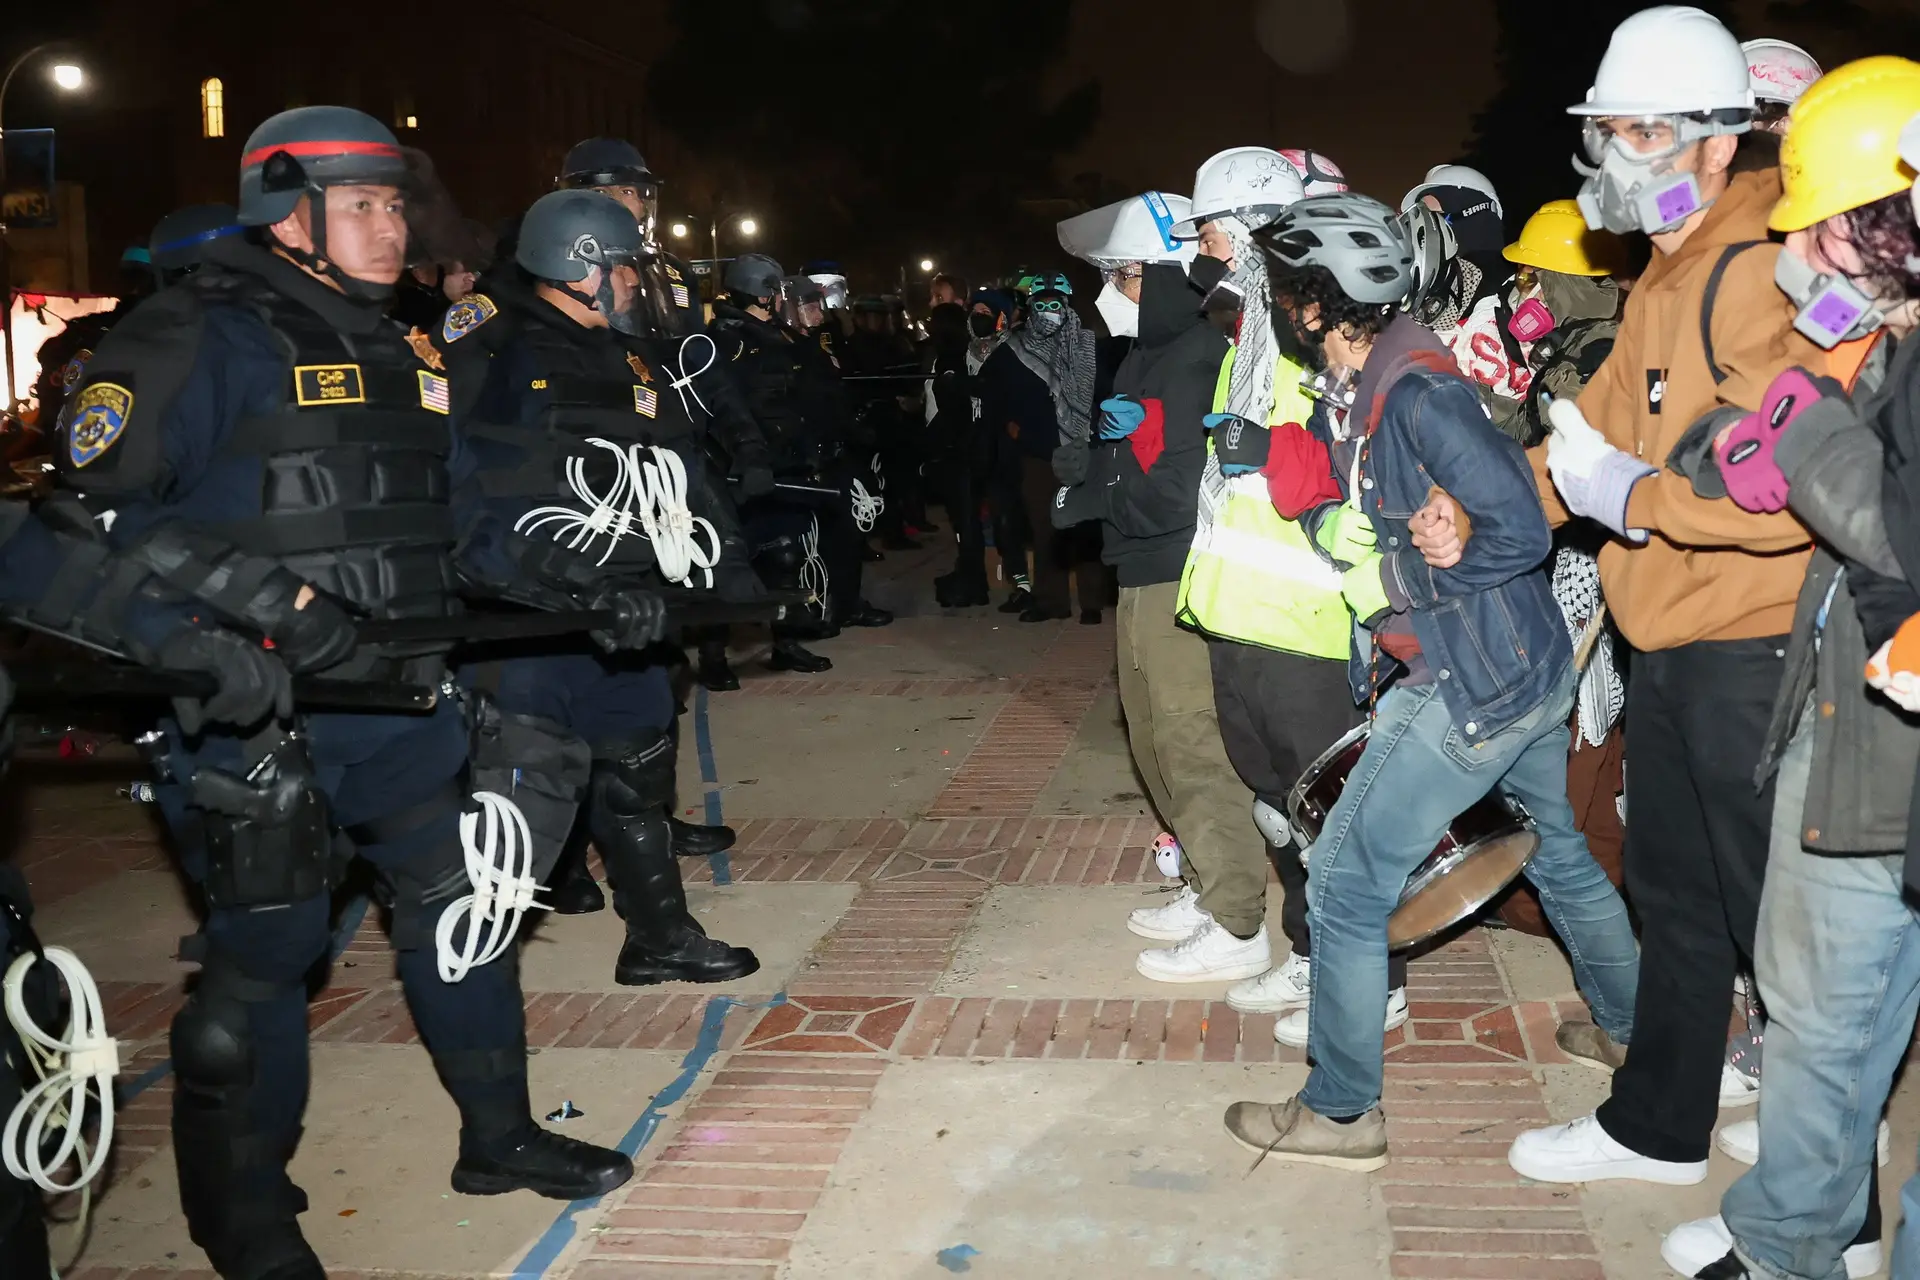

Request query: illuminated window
[
  {"left": 403, "top": 115, "right": 419, "bottom": 129},
  {"left": 200, "top": 77, "right": 225, "bottom": 139}
]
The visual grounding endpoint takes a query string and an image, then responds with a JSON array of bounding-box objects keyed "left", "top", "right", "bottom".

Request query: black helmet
[
  {"left": 725, "top": 253, "right": 785, "bottom": 299},
  {"left": 558, "top": 137, "right": 657, "bottom": 189},
  {"left": 236, "top": 106, "right": 410, "bottom": 300},
  {"left": 516, "top": 189, "right": 646, "bottom": 333},
  {"left": 149, "top": 203, "right": 242, "bottom": 283}
]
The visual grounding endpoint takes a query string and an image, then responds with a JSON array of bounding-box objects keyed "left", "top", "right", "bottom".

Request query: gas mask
[
  {"left": 1507, "top": 297, "right": 1557, "bottom": 343},
  {"left": 1573, "top": 117, "right": 1721, "bottom": 236},
  {"left": 1095, "top": 281, "right": 1140, "bottom": 338},
  {"left": 1774, "top": 249, "right": 1885, "bottom": 349}
]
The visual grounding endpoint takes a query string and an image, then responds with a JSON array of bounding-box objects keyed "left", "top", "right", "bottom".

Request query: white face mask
[{"left": 1095, "top": 280, "right": 1140, "bottom": 337}]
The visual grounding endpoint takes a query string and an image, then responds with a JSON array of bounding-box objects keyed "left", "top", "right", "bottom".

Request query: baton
[
  {"left": 840, "top": 373, "right": 938, "bottom": 382},
  {"left": 5, "top": 662, "right": 439, "bottom": 712},
  {"left": 727, "top": 476, "right": 846, "bottom": 505},
  {"left": 355, "top": 594, "right": 806, "bottom": 647}
]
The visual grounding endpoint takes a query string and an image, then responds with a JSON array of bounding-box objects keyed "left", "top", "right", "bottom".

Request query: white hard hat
[
  {"left": 1278, "top": 148, "right": 1349, "bottom": 197},
  {"left": 1399, "top": 163, "right": 1504, "bottom": 219},
  {"left": 1169, "top": 147, "right": 1305, "bottom": 238},
  {"left": 1570, "top": 6, "right": 1755, "bottom": 118},
  {"left": 1057, "top": 192, "right": 1199, "bottom": 267},
  {"left": 1743, "top": 38, "right": 1822, "bottom": 106}
]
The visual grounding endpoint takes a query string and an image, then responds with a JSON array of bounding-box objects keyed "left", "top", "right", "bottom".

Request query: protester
[
  {"left": 1486, "top": 5, "right": 1827, "bottom": 1188},
  {"left": 1221, "top": 192, "right": 1637, "bottom": 1169},
  {"left": 934, "top": 288, "right": 1015, "bottom": 606},
  {"left": 979, "top": 272, "right": 1106, "bottom": 622},
  {"left": 1050, "top": 190, "right": 1270, "bottom": 980}
]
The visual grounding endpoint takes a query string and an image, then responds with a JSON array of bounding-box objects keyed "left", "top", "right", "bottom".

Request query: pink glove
[{"left": 1717, "top": 367, "right": 1844, "bottom": 513}]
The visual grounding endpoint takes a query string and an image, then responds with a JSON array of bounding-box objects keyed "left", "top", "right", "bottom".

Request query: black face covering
[
  {"left": 1188, "top": 254, "right": 1232, "bottom": 297},
  {"left": 968, "top": 312, "right": 998, "bottom": 338},
  {"left": 1280, "top": 308, "right": 1330, "bottom": 373}
]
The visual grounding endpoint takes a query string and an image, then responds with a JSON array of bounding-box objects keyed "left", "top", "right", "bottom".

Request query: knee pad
[
  {"left": 169, "top": 956, "right": 302, "bottom": 1092},
  {"left": 752, "top": 534, "right": 806, "bottom": 585},
  {"left": 190, "top": 739, "right": 335, "bottom": 909},
  {"left": 591, "top": 730, "right": 675, "bottom": 817}
]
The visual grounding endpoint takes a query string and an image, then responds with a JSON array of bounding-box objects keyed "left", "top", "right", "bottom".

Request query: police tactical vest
[
  {"left": 713, "top": 310, "right": 814, "bottom": 473},
  {"left": 211, "top": 281, "right": 458, "bottom": 625}
]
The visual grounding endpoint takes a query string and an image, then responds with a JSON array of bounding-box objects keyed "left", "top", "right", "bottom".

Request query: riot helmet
[
  {"left": 560, "top": 138, "right": 662, "bottom": 248},
  {"left": 780, "top": 275, "right": 826, "bottom": 331},
  {"left": 725, "top": 253, "right": 787, "bottom": 309},
  {"left": 149, "top": 204, "right": 243, "bottom": 285},
  {"left": 517, "top": 189, "right": 647, "bottom": 334},
  {"left": 236, "top": 106, "right": 413, "bottom": 301}
]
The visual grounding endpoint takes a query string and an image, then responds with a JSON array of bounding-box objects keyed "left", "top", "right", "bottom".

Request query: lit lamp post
[
  {"left": 0, "top": 47, "right": 85, "bottom": 412},
  {"left": 667, "top": 212, "right": 759, "bottom": 269}
]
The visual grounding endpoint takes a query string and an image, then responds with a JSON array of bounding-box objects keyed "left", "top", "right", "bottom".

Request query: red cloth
[
  {"left": 1125, "top": 397, "right": 1167, "bottom": 472},
  {"left": 1262, "top": 421, "right": 1340, "bottom": 519}
]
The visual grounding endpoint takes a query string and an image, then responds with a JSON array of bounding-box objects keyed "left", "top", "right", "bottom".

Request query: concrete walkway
[{"left": 10, "top": 539, "right": 1917, "bottom": 1279}]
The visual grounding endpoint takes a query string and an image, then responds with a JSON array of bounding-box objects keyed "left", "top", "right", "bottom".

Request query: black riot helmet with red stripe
[{"left": 236, "top": 106, "right": 412, "bottom": 299}]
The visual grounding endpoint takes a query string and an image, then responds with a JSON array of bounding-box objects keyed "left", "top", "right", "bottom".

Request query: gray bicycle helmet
[
  {"left": 1260, "top": 193, "right": 1414, "bottom": 305},
  {"left": 1399, "top": 202, "right": 1460, "bottom": 324}
]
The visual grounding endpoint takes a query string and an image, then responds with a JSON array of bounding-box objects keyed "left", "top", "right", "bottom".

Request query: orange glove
[{"left": 1865, "top": 613, "right": 1920, "bottom": 713}]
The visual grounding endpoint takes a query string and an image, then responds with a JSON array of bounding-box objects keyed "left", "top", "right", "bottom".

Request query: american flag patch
[
  {"left": 671, "top": 283, "right": 690, "bottom": 310},
  {"left": 417, "top": 370, "right": 450, "bottom": 414},
  {"left": 634, "top": 385, "right": 658, "bottom": 417}
]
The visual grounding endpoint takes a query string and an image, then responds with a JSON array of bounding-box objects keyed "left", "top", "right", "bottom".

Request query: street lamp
[
  {"left": 918, "top": 258, "right": 935, "bottom": 273},
  {"left": 0, "top": 44, "right": 87, "bottom": 412},
  {"left": 669, "top": 221, "right": 689, "bottom": 240},
  {"left": 709, "top": 211, "right": 758, "bottom": 265}
]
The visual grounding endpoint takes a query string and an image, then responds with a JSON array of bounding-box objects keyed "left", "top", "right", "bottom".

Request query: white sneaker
[
  {"left": 1127, "top": 885, "right": 1209, "bottom": 942},
  {"left": 1720, "top": 1061, "right": 1762, "bottom": 1108},
  {"left": 1661, "top": 1213, "right": 1882, "bottom": 1279},
  {"left": 1134, "top": 919, "right": 1271, "bottom": 983},
  {"left": 1227, "top": 952, "right": 1313, "bottom": 1014},
  {"left": 1716, "top": 1116, "right": 1891, "bottom": 1168},
  {"left": 1271, "top": 987, "right": 1409, "bottom": 1048},
  {"left": 1507, "top": 1114, "right": 1707, "bottom": 1185}
]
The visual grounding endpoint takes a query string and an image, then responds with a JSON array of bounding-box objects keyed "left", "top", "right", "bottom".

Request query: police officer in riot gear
[
  {"left": 706, "top": 253, "right": 839, "bottom": 677},
  {"left": 50, "top": 107, "right": 651, "bottom": 1279},
  {"left": 556, "top": 137, "right": 698, "bottom": 336},
  {"left": 447, "top": 188, "right": 759, "bottom": 970}
]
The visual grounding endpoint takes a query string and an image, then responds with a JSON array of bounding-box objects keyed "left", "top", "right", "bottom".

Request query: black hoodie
[{"left": 1053, "top": 263, "right": 1228, "bottom": 586}]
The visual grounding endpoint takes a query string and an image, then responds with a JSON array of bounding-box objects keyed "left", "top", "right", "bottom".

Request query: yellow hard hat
[
  {"left": 1772, "top": 55, "right": 1920, "bottom": 232},
  {"left": 1502, "top": 200, "right": 1627, "bottom": 277}
]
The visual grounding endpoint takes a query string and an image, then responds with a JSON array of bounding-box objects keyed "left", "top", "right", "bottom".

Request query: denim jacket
[{"left": 1308, "top": 317, "right": 1570, "bottom": 745}]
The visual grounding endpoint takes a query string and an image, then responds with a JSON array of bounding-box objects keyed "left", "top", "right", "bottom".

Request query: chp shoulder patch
[
  {"left": 60, "top": 349, "right": 94, "bottom": 388},
  {"left": 68, "top": 382, "right": 133, "bottom": 469},
  {"left": 442, "top": 293, "right": 499, "bottom": 344}
]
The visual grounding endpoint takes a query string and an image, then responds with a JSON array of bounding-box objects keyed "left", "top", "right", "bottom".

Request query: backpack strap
[{"left": 1700, "top": 240, "right": 1766, "bottom": 385}]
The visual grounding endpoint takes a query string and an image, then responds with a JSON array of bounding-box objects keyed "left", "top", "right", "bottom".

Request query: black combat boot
[
  {"left": 697, "top": 637, "right": 740, "bottom": 692},
  {"left": 768, "top": 638, "right": 833, "bottom": 672},
  {"left": 586, "top": 749, "right": 759, "bottom": 987},
  {"left": 669, "top": 814, "right": 737, "bottom": 857},
  {"left": 450, "top": 1124, "right": 633, "bottom": 1200},
  {"left": 933, "top": 570, "right": 990, "bottom": 608}
]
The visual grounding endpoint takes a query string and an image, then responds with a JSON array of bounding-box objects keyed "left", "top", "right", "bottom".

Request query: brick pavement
[{"left": 23, "top": 618, "right": 1637, "bottom": 1279}]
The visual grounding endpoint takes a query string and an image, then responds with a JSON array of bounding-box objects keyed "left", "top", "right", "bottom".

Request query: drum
[{"left": 1288, "top": 722, "right": 1539, "bottom": 950}]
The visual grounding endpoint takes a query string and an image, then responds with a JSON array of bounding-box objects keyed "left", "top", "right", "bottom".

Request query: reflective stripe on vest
[{"left": 1176, "top": 346, "right": 1350, "bottom": 659}]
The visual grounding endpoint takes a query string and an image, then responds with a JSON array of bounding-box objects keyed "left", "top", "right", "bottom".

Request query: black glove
[
  {"left": 259, "top": 575, "right": 358, "bottom": 673},
  {"left": 1052, "top": 442, "right": 1089, "bottom": 487},
  {"left": 1209, "top": 414, "right": 1272, "bottom": 476},
  {"left": 156, "top": 628, "right": 293, "bottom": 735},
  {"left": 736, "top": 463, "right": 778, "bottom": 499},
  {"left": 587, "top": 587, "right": 668, "bottom": 652}
]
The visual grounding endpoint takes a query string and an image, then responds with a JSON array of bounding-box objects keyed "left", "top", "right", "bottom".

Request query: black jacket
[{"left": 1054, "top": 264, "right": 1224, "bottom": 586}]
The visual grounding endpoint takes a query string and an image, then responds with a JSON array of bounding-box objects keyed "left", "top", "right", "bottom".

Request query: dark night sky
[{"left": 1052, "top": 0, "right": 1502, "bottom": 209}]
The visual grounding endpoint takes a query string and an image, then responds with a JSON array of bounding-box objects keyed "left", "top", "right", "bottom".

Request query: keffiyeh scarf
[{"left": 1009, "top": 307, "right": 1098, "bottom": 444}]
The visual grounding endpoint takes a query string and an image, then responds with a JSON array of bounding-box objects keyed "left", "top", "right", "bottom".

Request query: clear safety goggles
[{"left": 1579, "top": 116, "right": 1713, "bottom": 167}]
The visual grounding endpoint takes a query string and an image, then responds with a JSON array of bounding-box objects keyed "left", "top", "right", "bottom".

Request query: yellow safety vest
[{"left": 1175, "top": 347, "right": 1351, "bottom": 660}]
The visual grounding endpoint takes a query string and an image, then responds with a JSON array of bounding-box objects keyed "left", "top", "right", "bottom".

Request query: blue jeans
[
  {"left": 1726, "top": 724, "right": 1918, "bottom": 1280},
  {"left": 1298, "top": 668, "right": 1639, "bottom": 1117}
]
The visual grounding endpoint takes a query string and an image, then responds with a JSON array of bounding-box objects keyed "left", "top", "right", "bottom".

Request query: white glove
[
  {"left": 1866, "top": 636, "right": 1920, "bottom": 713},
  {"left": 1545, "top": 397, "right": 1654, "bottom": 539}
]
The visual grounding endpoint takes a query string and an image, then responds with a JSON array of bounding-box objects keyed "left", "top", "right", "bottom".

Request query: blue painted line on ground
[
  {"left": 116, "top": 1055, "right": 173, "bottom": 1105},
  {"left": 513, "top": 990, "right": 787, "bottom": 1278},
  {"left": 693, "top": 683, "right": 731, "bottom": 886}
]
